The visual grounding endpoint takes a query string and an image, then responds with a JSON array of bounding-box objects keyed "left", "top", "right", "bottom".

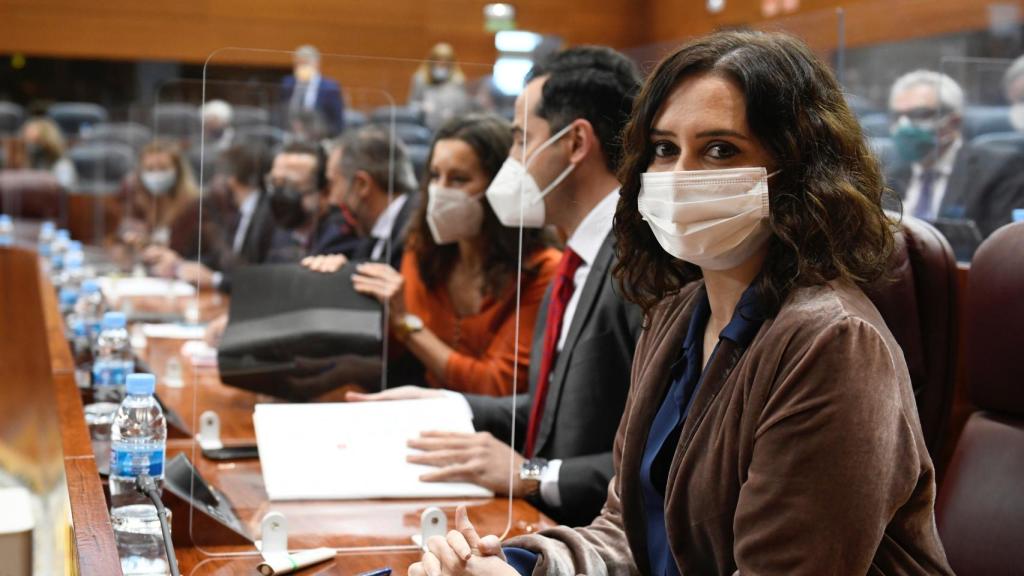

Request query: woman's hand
[
  {"left": 143, "top": 245, "right": 180, "bottom": 278},
  {"left": 408, "top": 506, "right": 513, "bottom": 576},
  {"left": 302, "top": 254, "right": 348, "bottom": 273},
  {"left": 352, "top": 262, "right": 407, "bottom": 320}
]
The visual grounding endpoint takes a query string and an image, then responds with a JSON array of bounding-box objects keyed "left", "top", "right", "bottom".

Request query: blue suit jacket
[{"left": 281, "top": 75, "right": 345, "bottom": 135}]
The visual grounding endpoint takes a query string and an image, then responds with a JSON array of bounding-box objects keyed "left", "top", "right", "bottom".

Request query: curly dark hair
[
  {"left": 407, "top": 113, "right": 548, "bottom": 297},
  {"left": 614, "top": 30, "right": 895, "bottom": 316}
]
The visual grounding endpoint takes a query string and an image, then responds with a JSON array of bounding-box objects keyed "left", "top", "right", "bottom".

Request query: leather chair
[
  {"left": 0, "top": 170, "right": 65, "bottom": 222},
  {"left": 67, "top": 142, "right": 136, "bottom": 195},
  {"left": 936, "top": 221, "right": 1024, "bottom": 575},
  {"left": 81, "top": 122, "right": 152, "bottom": 150},
  {"left": 231, "top": 105, "right": 270, "bottom": 128},
  {"left": 0, "top": 101, "right": 24, "bottom": 136},
  {"left": 152, "top": 103, "right": 200, "bottom": 140},
  {"left": 863, "top": 214, "right": 959, "bottom": 461}
]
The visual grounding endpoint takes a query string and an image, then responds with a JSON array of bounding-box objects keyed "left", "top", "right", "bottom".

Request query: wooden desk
[{"left": 43, "top": 270, "right": 553, "bottom": 575}]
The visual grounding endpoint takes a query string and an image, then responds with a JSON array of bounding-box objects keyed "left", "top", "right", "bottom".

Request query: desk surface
[{"left": 47, "top": 274, "right": 553, "bottom": 575}]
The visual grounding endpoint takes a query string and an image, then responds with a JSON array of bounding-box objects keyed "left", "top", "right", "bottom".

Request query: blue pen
[{"left": 357, "top": 569, "right": 392, "bottom": 576}]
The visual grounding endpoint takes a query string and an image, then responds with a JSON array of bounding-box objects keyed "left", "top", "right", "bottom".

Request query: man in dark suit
[
  {"left": 304, "top": 125, "right": 418, "bottom": 271},
  {"left": 348, "top": 47, "right": 643, "bottom": 526},
  {"left": 281, "top": 45, "right": 345, "bottom": 137},
  {"left": 886, "top": 70, "right": 1024, "bottom": 239}
]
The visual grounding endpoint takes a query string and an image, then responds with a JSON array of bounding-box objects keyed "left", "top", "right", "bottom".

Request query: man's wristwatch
[
  {"left": 395, "top": 313, "right": 424, "bottom": 342},
  {"left": 519, "top": 458, "right": 549, "bottom": 497}
]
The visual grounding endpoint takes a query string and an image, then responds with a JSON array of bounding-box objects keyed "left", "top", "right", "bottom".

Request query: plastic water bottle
[
  {"left": 38, "top": 221, "right": 55, "bottom": 254},
  {"left": 92, "top": 312, "right": 134, "bottom": 403},
  {"left": 109, "top": 373, "right": 169, "bottom": 575},
  {"left": 77, "top": 279, "right": 106, "bottom": 341},
  {"left": 50, "top": 229, "right": 71, "bottom": 274},
  {"left": 68, "top": 317, "right": 94, "bottom": 391},
  {"left": 1013, "top": 208, "right": 1024, "bottom": 223},
  {"left": 59, "top": 287, "right": 79, "bottom": 321},
  {"left": 55, "top": 246, "right": 86, "bottom": 294},
  {"left": 0, "top": 214, "right": 13, "bottom": 247}
]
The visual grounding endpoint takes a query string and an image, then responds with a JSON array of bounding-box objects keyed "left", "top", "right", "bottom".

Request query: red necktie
[{"left": 524, "top": 248, "right": 584, "bottom": 458}]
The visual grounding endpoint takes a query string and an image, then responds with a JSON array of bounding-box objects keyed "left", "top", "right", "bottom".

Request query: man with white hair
[
  {"left": 202, "top": 99, "right": 234, "bottom": 150},
  {"left": 281, "top": 44, "right": 345, "bottom": 136},
  {"left": 886, "top": 69, "right": 1024, "bottom": 237}
]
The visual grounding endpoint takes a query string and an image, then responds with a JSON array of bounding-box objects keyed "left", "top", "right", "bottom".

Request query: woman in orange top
[{"left": 352, "top": 113, "right": 560, "bottom": 396}]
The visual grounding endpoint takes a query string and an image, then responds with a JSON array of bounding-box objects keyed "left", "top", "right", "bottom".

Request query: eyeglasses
[{"left": 889, "top": 106, "right": 952, "bottom": 124}]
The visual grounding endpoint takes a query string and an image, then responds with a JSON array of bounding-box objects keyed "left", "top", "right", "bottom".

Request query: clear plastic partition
[{"left": 171, "top": 48, "right": 533, "bottom": 561}]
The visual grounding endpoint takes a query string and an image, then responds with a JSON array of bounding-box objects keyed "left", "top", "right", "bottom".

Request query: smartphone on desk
[{"left": 201, "top": 444, "right": 260, "bottom": 461}]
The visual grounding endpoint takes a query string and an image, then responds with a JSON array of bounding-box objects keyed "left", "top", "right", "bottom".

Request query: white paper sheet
[
  {"left": 253, "top": 398, "right": 493, "bottom": 500},
  {"left": 99, "top": 277, "right": 196, "bottom": 299},
  {"left": 141, "top": 323, "right": 207, "bottom": 340}
]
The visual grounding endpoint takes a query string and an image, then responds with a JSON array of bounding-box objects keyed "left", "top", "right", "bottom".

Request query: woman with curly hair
[{"left": 410, "top": 30, "right": 953, "bottom": 576}]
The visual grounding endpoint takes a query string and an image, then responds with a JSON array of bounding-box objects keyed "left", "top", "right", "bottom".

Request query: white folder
[{"left": 253, "top": 397, "right": 494, "bottom": 500}]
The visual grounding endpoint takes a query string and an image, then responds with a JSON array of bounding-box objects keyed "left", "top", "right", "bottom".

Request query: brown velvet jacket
[{"left": 507, "top": 280, "right": 953, "bottom": 575}]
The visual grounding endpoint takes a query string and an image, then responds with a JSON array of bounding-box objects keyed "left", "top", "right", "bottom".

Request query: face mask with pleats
[
  {"left": 426, "top": 184, "right": 484, "bottom": 245},
  {"left": 485, "top": 123, "right": 576, "bottom": 229},
  {"left": 637, "top": 166, "right": 777, "bottom": 270}
]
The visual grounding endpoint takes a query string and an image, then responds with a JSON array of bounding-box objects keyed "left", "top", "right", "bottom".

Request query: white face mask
[
  {"left": 485, "top": 123, "right": 576, "bottom": 228},
  {"left": 638, "top": 166, "right": 777, "bottom": 270},
  {"left": 426, "top": 184, "right": 484, "bottom": 245},
  {"left": 141, "top": 169, "right": 176, "bottom": 196},
  {"left": 1010, "top": 102, "right": 1024, "bottom": 132}
]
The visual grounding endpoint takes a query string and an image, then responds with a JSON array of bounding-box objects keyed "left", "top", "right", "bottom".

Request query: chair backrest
[
  {"left": 0, "top": 170, "right": 65, "bottom": 221},
  {"left": 869, "top": 136, "right": 901, "bottom": 174},
  {"left": 46, "top": 102, "right": 108, "bottom": 137},
  {"left": 962, "top": 105, "right": 1012, "bottom": 140},
  {"left": 233, "top": 125, "right": 288, "bottom": 151},
  {"left": 0, "top": 101, "right": 25, "bottom": 136},
  {"left": 67, "top": 142, "right": 136, "bottom": 195},
  {"left": 231, "top": 105, "right": 270, "bottom": 128},
  {"left": 863, "top": 214, "right": 959, "bottom": 459},
  {"left": 859, "top": 111, "right": 891, "bottom": 138},
  {"left": 969, "top": 131, "right": 1024, "bottom": 154},
  {"left": 936, "top": 221, "right": 1024, "bottom": 575},
  {"left": 392, "top": 123, "right": 433, "bottom": 147},
  {"left": 152, "top": 103, "right": 200, "bottom": 139},
  {"left": 370, "top": 105, "right": 423, "bottom": 125},
  {"left": 80, "top": 122, "right": 152, "bottom": 150},
  {"left": 344, "top": 109, "right": 368, "bottom": 130}
]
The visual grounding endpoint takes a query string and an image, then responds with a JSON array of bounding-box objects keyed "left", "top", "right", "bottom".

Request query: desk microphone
[{"left": 134, "top": 474, "right": 181, "bottom": 576}]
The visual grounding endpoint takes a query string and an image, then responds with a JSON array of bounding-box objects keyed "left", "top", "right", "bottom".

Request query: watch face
[{"left": 405, "top": 314, "right": 424, "bottom": 331}]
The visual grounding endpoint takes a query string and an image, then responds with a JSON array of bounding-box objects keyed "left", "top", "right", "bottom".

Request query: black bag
[{"left": 216, "top": 263, "right": 382, "bottom": 396}]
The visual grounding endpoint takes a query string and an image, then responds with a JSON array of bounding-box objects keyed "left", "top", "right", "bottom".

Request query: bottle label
[
  {"left": 110, "top": 442, "right": 165, "bottom": 478},
  {"left": 92, "top": 359, "right": 135, "bottom": 387}
]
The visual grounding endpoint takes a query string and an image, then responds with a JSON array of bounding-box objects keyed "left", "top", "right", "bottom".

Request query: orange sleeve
[{"left": 442, "top": 249, "right": 561, "bottom": 396}]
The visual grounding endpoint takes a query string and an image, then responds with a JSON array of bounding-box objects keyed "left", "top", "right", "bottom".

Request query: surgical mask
[
  {"left": 268, "top": 183, "right": 312, "bottom": 229},
  {"left": 638, "top": 167, "right": 776, "bottom": 270},
  {"left": 141, "top": 169, "right": 176, "bottom": 196},
  {"left": 1010, "top": 102, "right": 1024, "bottom": 133},
  {"left": 427, "top": 184, "right": 484, "bottom": 244},
  {"left": 890, "top": 118, "right": 940, "bottom": 164},
  {"left": 485, "top": 123, "right": 575, "bottom": 228},
  {"left": 431, "top": 64, "right": 451, "bottom": 83}
]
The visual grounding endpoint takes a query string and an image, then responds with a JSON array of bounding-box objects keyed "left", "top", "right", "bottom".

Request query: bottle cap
[
  {"left": 80, "top": 279, "right": 100, "bottom": 294},
  {"left": 64, "top": 250, "right": 83, "bottom": 269},
  {"left": 68, "top": 240, "right": 83, "bottom": 252},
  {"left": 101, "top": 311, "right": 126, "bottom": 330},
  {"left": 126, "top": 373, "right": 156, "bottom": 396},
  {"left": 40, "top": 221, "right": 55, "bottom": 234},
  {"left": 0, "top": 214, "right": 11, "bottom": 225},
  {"left": 59, "top": 287, "right": 78, "bottom": 306},
  {"left": 1013, "top": 208, "right": 1024, "bottom": 223},
  {"left": 56, "top": 229, "right": 70, "bottom": 241}
]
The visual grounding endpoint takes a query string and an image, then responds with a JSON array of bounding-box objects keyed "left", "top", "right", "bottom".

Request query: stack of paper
[{"left": 253, "top": 398, "right": 493, "bottom": 500}]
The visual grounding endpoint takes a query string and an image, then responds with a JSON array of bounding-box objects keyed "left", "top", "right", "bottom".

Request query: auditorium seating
[
  {"left": 370, "top": 105, "right": 424, "bottom": 125},
  {"left": 46, "top": 102, "right": 108, "bottom": 138},
  {"left": 970, "top": 131, "right": 1024, "bottom": 153},
  {"left": 0, "top": 102, "right": 24, "bottom": 136},
  {"left": 152, "top": 103, "right": 201, "bottom": 140},
  {"left": 936, "top": 221, "right": 1024, "bottom": 575},
  {"left": 962, "top": 105, "right": 1012, "bottom": 140},
  {"left": 81, "top": 122, "right": 153, "bottom": 150},
  {"left": 67, "top": 142, "right": 135, "bottom": 195},
  {"left": 864, "top": 214, "right": 959, "bottom": 461},
  {"left": 230, "top": 105, "right": 271, "bottom": 128},
  {"left": 344, "top": 109, "right": 368, "bottom": 130},
  {"left": 233, "top": 124, "right": 288, "bottom": 150}
]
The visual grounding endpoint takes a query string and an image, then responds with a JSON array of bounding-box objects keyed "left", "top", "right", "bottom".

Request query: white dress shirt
[
  {"left": 369, "top": 194, "right": 409, "bottom": 261},
  {"left": 904, "top": 138, "right": 962, "bottom": 220},
  {"left": 232, "top": 191, "right": 259, "bottom": 254}
]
